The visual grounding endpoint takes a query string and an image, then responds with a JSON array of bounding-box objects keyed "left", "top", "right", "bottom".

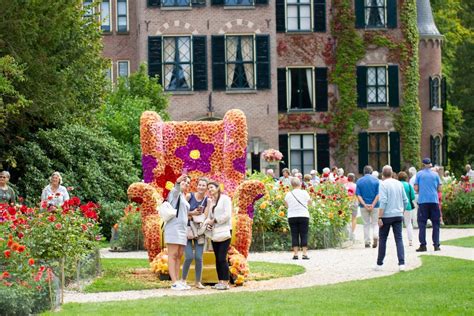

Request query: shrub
[
  {"left": 0, "top": 284, "right": 51, "bottom": 316},
  {"left": 443, "top": 182, "right": 474, "bottom": 225},
  {"left": 99, "top": 201, "right": 127, "bottom": 240},
  {"left": 13, "top": 124, "right": 140, "bottom": 205},
  {"left": 115, "top": 210, "right": 144, "bottom": 251}
]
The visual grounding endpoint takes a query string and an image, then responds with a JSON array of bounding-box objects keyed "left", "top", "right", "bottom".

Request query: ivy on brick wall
[{"left": 329, "top": 0, "right": 368, "bottom": 166}]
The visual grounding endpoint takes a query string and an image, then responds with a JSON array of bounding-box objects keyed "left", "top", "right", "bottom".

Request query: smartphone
[{"left": 182, "top": 168, "right": 188, "bottom": 175}]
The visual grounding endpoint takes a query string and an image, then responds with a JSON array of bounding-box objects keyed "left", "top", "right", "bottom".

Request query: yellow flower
[
  {"left": 328, "top": 212, "right": 334, "bottom": 220},
  {"left": 260, "top": 202, "right": 268, "bottom": 209},
  {"left": 189, "top": 149, "right": 201, "bottom": 160},
  {"left": 278, "top": 211, "right": 285, "bottom": 217},
  {"left": 230, "top": 267, "right": 237, "bottom": 275},
  {"left": 165, "top": 181, "right": 174, "bottom": 191}
]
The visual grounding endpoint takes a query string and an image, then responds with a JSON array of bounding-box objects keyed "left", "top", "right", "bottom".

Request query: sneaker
[
  {"left": 374, "top": 265, "right": 383, "bottom": 271},
  {"left": 302, "top": 255, "right": 310, "bottom": 260},
  {"left": 399, "top": 265, "right": 406, "bottom": 272},
  {"left": 416, "top": 245, "right": 427, "bottom": 252},
  {"left": 171, "top": 282, "right": 185, "bottom": 291},
  {"left": 180, "top": 281, "right": 191, "bottom": 290},
  {"left": 215, "top": 283, "right": 229, "bottom": 290},
  {"left": 434, "top": 246, "right": 441, "bottom": 251},
  {"left": 365, "top": 242, "right": 371, "bottom": 248},
  {"left": 372, "top": 238, "right": 378, "bottom": 248},
  {"left": 292, "top": 255, "right": 299, "bottom": 260}
]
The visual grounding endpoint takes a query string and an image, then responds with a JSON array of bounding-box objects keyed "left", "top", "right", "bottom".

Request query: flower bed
[{"left": 442, "top": 177, "right": 474, "bottom": 225}]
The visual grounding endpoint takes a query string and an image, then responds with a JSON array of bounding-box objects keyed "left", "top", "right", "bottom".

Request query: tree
[
  {"left": 0, "top": 0, "right": 108, "bottom": 168},
  {"left": 98, "top": 63, "right": 169, "bottom": 170}
]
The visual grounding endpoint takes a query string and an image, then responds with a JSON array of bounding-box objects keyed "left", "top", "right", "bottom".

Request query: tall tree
[{"left": 0, "top": 0, "right": 108, "bottom": 168}]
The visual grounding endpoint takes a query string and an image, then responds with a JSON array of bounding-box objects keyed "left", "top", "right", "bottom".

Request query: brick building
[{"left": 97, "top": 0, "right": 444, "bottom": 175}]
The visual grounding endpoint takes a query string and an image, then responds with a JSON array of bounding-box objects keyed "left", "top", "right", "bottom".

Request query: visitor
[
  {"left": 0, "top": 171, "right": 16, "bottom": 205},
  {"left": 302, "top": 174, "right": 313, "bottom": 189},
  {"left": 291, "top": 168, "right": 300, "bottom": 177},
  {"left": 356, "top": 165, "right": 380, "bottom": 248},
  {"left": 205, "top": 180, "right": 232, "bottom": 290},
  {"left": 320, "top": 167, "right": 331, "bottom": 183},
  {"left": 415, "top": 158, "right": 442, "bottom": 252},
  {"left": 408, "top": 167, "right": 418, "bottom": 228},
  {"left": 310, "top": 170, "right": 320, "bottom": 186},
  {"left": 284, "top": 177, "right": 311, "bottom": 260},
  {"left": 266, "top": 169, "right": 277, "bottom": 181},
  {"left": 330, "top": 167, "right": 338, "bottom": 182},
  {"left": 336, "top": 168, "right": 348, "bottom": 184},
  {"left": 375, "top": 165, "right": 407, "bottom": 272},
  {"left": 345, "top": 173, "right": 358, "bottom": 241},
  {"left": 181, "top": 177, "right": 208, "bottom": 289},
  {"left": 40, "top": 171, "right": 70, "bottom": 208},
  {"left": 372, "top": 170, "right": 380, "bottom": 180},
  {"left": 166, "top": 174, "right": 191, "bottom": 290},
  {"left": 442, "top": 170, "right": 452, "bottom": 184},
  {"left": 280, "top": 168, "right": 292, "bottom": 186},
  {"left": 398, "top": 171, "right": 416, "bottom": 246},
  {"left": 465, "top": 164, "right": 474, "bottom": 186}
]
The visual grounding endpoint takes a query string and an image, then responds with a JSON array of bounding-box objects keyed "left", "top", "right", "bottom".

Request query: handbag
[
  {"left": 211, "top": 225, "right": 231, "bottom": 242},
  {"left": 159, "top": 196, "right": 180, "bottom": 223}
]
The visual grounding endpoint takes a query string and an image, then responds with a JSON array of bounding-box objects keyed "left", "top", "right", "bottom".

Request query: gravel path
[{"left": 65, "top": 226, "right": 474, "bottom": 303}]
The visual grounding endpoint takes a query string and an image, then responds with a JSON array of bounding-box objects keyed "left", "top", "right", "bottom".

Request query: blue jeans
[
  {"left": 377, "top": 216, "right": 405, "bottom": 266},
  {"left": 181, "top": 239, "right": 204, "bottom": 282},
  {"left": 418, "top": 203, "right": 441, "bottom": 247}
]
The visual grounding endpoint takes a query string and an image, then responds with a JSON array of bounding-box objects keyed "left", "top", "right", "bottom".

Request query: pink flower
[{"left": 55, "top": 223, "right": 62, "bottom": 229}]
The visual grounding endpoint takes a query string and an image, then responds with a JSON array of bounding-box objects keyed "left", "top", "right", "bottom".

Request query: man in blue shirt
[
  {"left": 415, "top": 158, "right": 442, "bottom": 252},
  {"left": 356, "top": 165, "right": 380, "bottom": 248}
]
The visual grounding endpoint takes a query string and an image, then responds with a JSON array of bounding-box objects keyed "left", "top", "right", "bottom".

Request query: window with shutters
[
  {"left": 118, "top": 60, "right": 130, "bottom": 78},
  {"left": 225, "top": 0, "right": 254, "bottom": 6},
  {"left": 432, "top": 135, "right": 442, "bottom": 166},
  {"left": 162, "top": 0, "right": 191, "bottom": 7},
  {"left": 365, "top": 0, "right": 386, "bottom": 28},
  {"left": 367, "top": 66, "right": 388, "bottom": 106},
  {"left": 117, "top": 0, "right": 128, "bottom": 32},
  {"left": 430, "top": 76, "right": 441, "bottom": 109},
  {"left": 287, "top": 0, "right": 312, "bottom": 31},
  {"left": 163, "top": 36, "right": 192, "bottom": 91},
  {"left": 289, "top": 134, "right": 315, "bottom": 174},
  {"left": 100, "top": 0, "right": 111, "bottom": 32},
  {"left": 225, "top": 36, "right": 255, "bottom": 90},
  {"left": 368, "top": 133, "right": 389, "bottom": 172},
  {"left": 288, "top": 68, "right": 314, "bottom": 110}
]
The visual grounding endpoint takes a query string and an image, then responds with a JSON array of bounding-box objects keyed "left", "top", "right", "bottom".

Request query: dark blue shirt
[
  {"left": 188, "top": 192, "right": 208, "bottom": 212},
  {"left": 355, "top": 175, "right": 380, "bottom": 207}
]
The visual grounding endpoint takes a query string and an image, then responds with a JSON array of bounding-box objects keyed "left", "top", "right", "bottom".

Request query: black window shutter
[
  {"left": 387, "top": 0, "right": 397, "bottom": 28},
  {"left": 429, "top": 77, "right": 434, "bottom": 109},
  {"left": 211, "top": 0, "right": 224, "bottom": 5},
  {"left": 358, "top": 132, "right": 368, "bottom": 174},
  {"left": 313, "top": 0, "right": 326, "bottom": 32},
  {"left": 278, "top": 134, "right": 289, "bottom": 172},
  {"left": 442, "top": 135, "right": 448, "bottom": 166},
  {"left": 256, "top": 35, "right": 270, "bottom": 90},
  {"left": 212, "top": 35, "right": 226, "bottom": 91},
  {"left": 388, "top": 65, "right": 399, "bottom": 107},
  {"left": 355, "top": 0, "right": 365, "bottom": 29},
  {"left": 277, "top": 68, "right": 287, "bottom": 112},
  {"left": 441, "top": 77, "right": 447, "bottom": 110},
  {"left": 389, "top": 132, "right": 401, "bottom": 172},
  {"left": 148, "top": 36, "right": 163, "bottom": 85},
  {"left": 316, "top": 134, "right": 330, "bottom": 173},
  {"left": 255, "top": 0, "right": 268, "bottom": 4},
  {"left": 276, "top": 0, "right": 286, "bottom": 33},
  {"left": 430, "top": 135, "right": 434, "bottom": 162},
  {"left": 148, "top": 0, "right": 160, "bottom": 7},
  {"left": 357, "top": 66, "right": 367, "bottom": 108},
  {"left": 192, "top": 36, "right": 207, "bottom": 91},
  {"left": 315, "top": 67, "right": 328, "bottom": 111}
]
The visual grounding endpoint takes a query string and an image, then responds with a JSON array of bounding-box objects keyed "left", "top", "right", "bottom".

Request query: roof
[{"left": 417, "top": 0, "right": 443, "bottom": 38}]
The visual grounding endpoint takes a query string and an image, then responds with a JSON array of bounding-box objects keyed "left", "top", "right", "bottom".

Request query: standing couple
[{"left": 165, "top": 175, "right": 232, "bottom": 291}]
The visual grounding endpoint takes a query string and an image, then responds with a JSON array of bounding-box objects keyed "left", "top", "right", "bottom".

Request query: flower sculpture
[{"left": 175, "top": 135, "right": 214, "bottom": 173}]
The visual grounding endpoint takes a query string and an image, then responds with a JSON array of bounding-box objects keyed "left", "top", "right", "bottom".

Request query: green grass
[
  {"left": 83, "top": 259, "right": 304, "bottom": 293},
  {"left": 442, "top": 224, "right": 474, "bottom": 229},
  {"left": 443, "top": 236, "right": 474, "bottom": 248},
  {"left": 50, "top": 256, "right": 474, "bottom": 315}
]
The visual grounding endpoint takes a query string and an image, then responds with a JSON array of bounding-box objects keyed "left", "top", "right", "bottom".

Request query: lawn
[
  {"left": 83, "top": 259, "right": 305, "bottom": 293},
  {"left": 50, "top": 256, "right": 474, "bottom": 315},
  {"left": 443, "top": 236, "right": 474, "bottom": 248}
]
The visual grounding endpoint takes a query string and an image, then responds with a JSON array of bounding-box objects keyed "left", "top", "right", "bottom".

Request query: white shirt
[
  {"left": 467, "top": 170, "right": 474, "bottom": 182},
  {"left": 285, "top": 189, "right": 311, "bottom": 218},
  {"left": 41, "top": 185, "right": 70, "bottom": 207}
]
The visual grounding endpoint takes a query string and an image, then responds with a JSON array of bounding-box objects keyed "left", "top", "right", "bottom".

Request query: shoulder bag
[
  {"left": 291, "top": 191, "right": 308, "bottom": 209},
  {"left": 159, "top": 196, "right": 180, "bottom": 223}
]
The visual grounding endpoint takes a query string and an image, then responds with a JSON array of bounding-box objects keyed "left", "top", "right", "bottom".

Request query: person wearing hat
[{"left": 414, "top": 158, "right": 442, "bottom": 252}]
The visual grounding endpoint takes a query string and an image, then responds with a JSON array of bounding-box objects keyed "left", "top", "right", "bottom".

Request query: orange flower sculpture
[{"left": 227, "top": 246, "right": 250, "bottom": 286}]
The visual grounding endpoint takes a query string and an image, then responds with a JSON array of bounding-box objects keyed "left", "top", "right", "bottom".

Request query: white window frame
[
  {"left": 100, "top": 0, "right": 112, "bottom": 32},
  {"left": 288, "top": 133, "right": 316, "bottom": 174},
  {"left": 117, "top": 60, "right": 130, "bottom": 78},
  {"left": 366, "top": 65, "right": 389, "bottom": 107},
  {"left": 116, "top": 0, "right": 129, "bottom": 32},
  {"left": 83, "top": 0, "right": 95, "bottom": 19},
  {"left": 364, "top": 0, "right": 387, "bottom": 28},
  {"left": 286, "top": 66, "right": 315, "bottom": 111},
  {"left": 285, "top": 0, "right": 313, "bottom": 32},
  {"left": 430, "top": 75, "right": 442, "bottom": 110},
  {"left": 432, "top": 134, "right": 442, "bottom": 166},
  {"left": 162, "top": 35, "right": 194, "bottom": 91},
  {"left": 224, "top": 34, "right": 256, "bottom": 91}
]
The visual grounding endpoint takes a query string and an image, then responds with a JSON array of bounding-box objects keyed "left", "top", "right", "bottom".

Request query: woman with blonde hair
[{"left": 41, "top": 172, "right": 69, "bottom": 208}]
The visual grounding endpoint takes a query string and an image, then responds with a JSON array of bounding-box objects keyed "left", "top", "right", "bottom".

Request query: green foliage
[
  {"left": 99, "top": 201, "right": 127, "bottom": 240},
  {"left": 13, "top": 124, "right": 139, "bottom": 204},
  {"left": 329, "top": 0, "right": 368, "bottom": 166},
  {"left": 442, "top": 186, "right": 474, "bottom": 225},
  {"left": 115, "top": 211, "right": 144, "bottom": 251},
  {"left": 0, "top": 0, "right": 108, "bottom": 168},
  {"left": 0, "top": 284, "right": 51, "bottom": 316},
  {"left": 99, "top": 63, "right": 169, "bottom": 170}
]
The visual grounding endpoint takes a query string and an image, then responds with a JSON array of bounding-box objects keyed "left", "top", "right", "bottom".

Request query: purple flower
[
  {"left": 142, "top": 155, "right": 158, "bottom": 183},
  {"left": 246, "top": 193, "right": 264, "bottom": 219},
  {"left": 232, "top": 156, "right": 247, "bottom": 174},
  {"left": 175, "top": 135, "right": 215, "bottom": 173}
]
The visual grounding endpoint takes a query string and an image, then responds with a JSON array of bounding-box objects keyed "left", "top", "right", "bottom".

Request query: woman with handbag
[
  {"left": 204, "top": 181, "right": 232, "bottom": 290},
  {"left": 165, "top": 174, "right": 191, "bottom": 291},
  {"left": 398, "top": 171, "right": 416, "bottom": 246},
  {"left": 181, "top": 177, "right": 208, "bottom": 289},
  {"left": 284, "top": 177, "right": 311, "bottom": 260}
]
